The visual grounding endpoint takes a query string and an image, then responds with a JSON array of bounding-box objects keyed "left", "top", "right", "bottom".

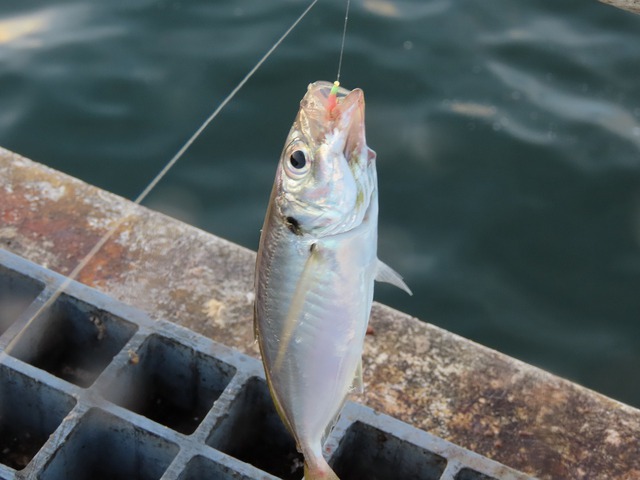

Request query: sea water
[{"left": 1, "top": 0, "right": 639, "bottom": 406}]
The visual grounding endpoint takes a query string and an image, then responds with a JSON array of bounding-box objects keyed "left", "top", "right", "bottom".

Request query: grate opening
[
  {"left": 0, "top": 264, "right": 44, "bottom": 336},
  {"left": 455, "top": 468, "right": 498, "bottom": 480},
  {"left": 330, "top": 421, "right": 448, "bottom": 480},
  {"left": 207, "top": 376, "right": 303, "bottom": 480},
  {"left": 0, "top": 251, "right": 535, "bottom": 480},
  {"left": 0, "top": 364, "right": 76, "bottom": 471},
  {"left": 9, "top": 294, "right": 137, "bottom": 387},
  {"left": 102, "top": 334, "right": 236, "bottom": 435},
  {"left": 39, "top": 408, "right": 178, "bottom": 480},
  {"left": 178, "top": 455, "right": 255, "bottom": 480}
]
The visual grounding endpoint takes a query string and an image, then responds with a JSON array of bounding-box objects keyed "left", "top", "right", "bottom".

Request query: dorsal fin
[{"left": 375, "top": 259, "right": 412, "bottom": 295}]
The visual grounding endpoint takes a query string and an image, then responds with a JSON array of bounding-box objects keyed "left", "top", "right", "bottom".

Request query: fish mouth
[
  {"left": 299, "top": 81, "right": 367, "bottom": 156},
  {"left": 302, "top": 81, "right": 354, "bottom": 111}
]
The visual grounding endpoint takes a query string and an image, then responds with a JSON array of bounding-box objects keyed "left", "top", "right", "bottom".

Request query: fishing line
[
  {"left": 336, "top": 0, "right": 351, "bottom": 82},
  {"left": 328, "top": 0, "right": 351, "bottom": 115},
  {"left": 1, "top": 0, "right": 319, "bottom": 356}
]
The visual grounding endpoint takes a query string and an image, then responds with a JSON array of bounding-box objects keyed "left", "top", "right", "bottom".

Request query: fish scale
[{"left": 254, "top": 80, "right": 410, "bottom": 480}]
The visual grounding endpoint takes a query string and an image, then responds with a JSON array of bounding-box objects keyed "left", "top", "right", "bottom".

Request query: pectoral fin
[
  {"left": 375, "top": 259, "right": 412, "bottom": 295},
  {"left": 273, "top": 243, "right": 322, "bottom": 373}
]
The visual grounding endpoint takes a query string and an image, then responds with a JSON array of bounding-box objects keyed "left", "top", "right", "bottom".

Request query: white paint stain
[{"left": 204, "top": 298, "right": 226, "bottom": 325}]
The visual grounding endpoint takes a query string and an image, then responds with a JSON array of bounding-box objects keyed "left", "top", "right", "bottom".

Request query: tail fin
[{"left": 303, "top": 449, "right": 339, "bottom": 480}]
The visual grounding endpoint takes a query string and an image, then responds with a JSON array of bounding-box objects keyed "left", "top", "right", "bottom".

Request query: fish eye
[
  {"left": 284, "top": 144, "right": 310, "bottom": 179},
  {"left": 289, "top": 150, "right": 306, "bottom": 169}
]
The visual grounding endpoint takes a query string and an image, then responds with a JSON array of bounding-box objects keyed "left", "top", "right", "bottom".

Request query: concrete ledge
[
  {"left": 600, "top": 0, "right": 640, "bottom": 15},
  {"left": 1, "top": 146, "right": 639, "bottom": 479}
]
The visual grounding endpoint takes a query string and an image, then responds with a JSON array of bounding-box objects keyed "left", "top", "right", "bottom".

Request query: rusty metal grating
[{"left": 0, "top": 248, "right": 535, "bottom": 480}]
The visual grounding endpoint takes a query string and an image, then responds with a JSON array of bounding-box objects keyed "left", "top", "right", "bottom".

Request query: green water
[{"left": 1, "top": 0, "right": 639, "bottom": 407}]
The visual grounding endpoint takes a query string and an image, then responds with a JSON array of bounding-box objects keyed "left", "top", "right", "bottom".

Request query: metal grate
[{"left": 0, "top": 248, "right": 535, "bottom": 480}]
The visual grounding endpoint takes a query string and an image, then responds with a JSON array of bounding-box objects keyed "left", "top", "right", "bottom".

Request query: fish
[{"left": 254, "top": 80, "right": 411, "bottom": 479}]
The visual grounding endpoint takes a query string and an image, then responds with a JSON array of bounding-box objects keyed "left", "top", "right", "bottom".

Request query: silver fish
[{"left": 254, "top": 80, "right": 411, "bottom": 480}]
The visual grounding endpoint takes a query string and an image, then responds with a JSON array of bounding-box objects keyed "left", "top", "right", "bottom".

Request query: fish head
[{"left": 275, "top": 81, "right": 377, "bottom": 237}]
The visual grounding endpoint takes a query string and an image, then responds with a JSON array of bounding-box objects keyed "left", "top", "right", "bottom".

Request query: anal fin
[{"left": 352, "top": 358, "right": 364, "bottom": 394}]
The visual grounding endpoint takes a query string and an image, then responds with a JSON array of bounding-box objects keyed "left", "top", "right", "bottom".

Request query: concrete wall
[{"left": 1, "top": 146, "right": 639, "bottom": 479}]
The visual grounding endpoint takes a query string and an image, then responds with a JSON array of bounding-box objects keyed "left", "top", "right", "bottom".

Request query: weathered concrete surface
[
  {"left": 1, "top": 146, "right": 639, "bottom": 480},
  {"left": 600, "top": 0, "right": 640, "bottom": 15}
]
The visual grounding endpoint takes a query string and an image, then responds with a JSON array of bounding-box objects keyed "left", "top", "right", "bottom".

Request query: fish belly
[{"left": 255, "top": 214, "right": 376, "bottom": 448}]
